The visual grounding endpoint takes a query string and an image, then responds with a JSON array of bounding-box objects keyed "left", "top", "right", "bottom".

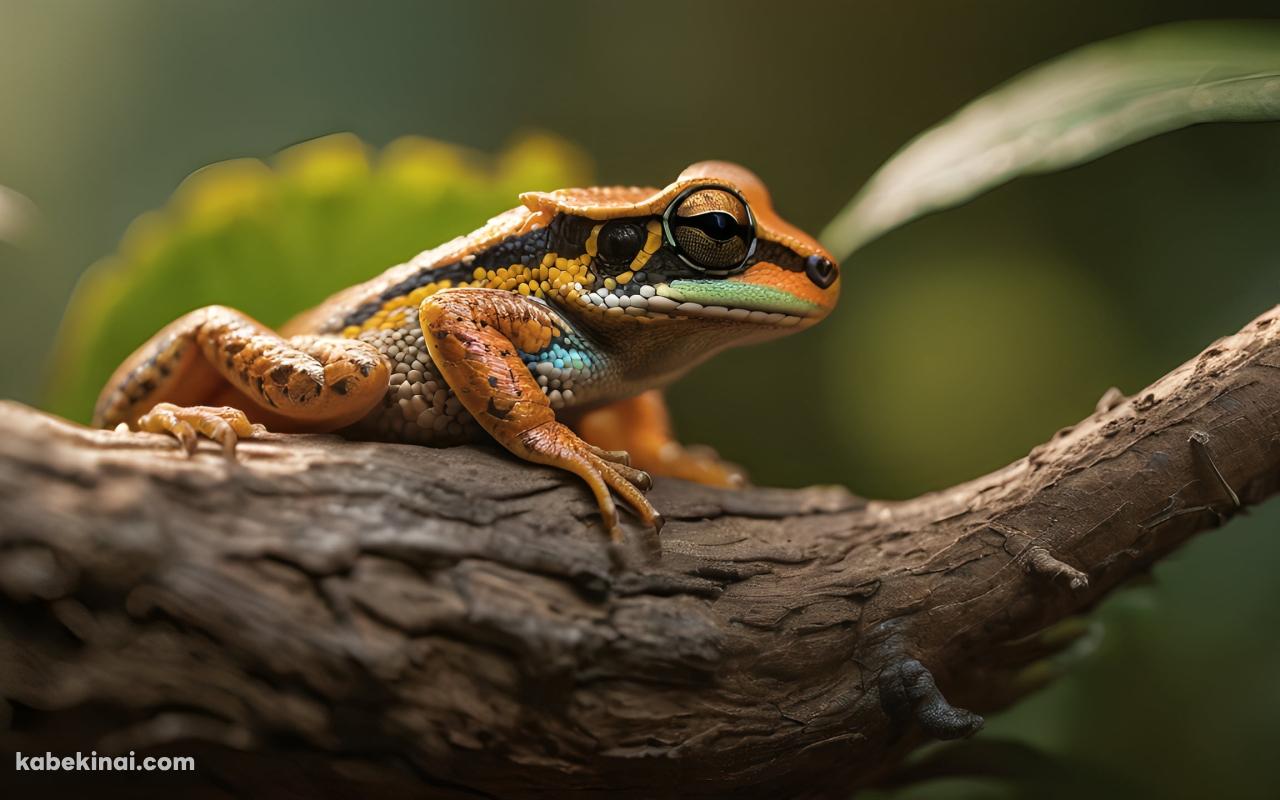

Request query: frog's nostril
[{"left": 805, "top": 255, "right": 838, "bottom": 289}]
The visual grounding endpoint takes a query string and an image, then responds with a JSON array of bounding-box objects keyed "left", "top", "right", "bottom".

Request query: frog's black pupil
[
  {"left": 689, "top": 212, "right": 738, "bottom": 241},
  {"left": 598, "top": 221, "right": 643, "bottom": 263}
]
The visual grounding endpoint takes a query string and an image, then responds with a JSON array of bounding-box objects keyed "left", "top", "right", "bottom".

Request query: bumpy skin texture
[{"left": 95, "top": 162, "right": 840, "bottom": 543}]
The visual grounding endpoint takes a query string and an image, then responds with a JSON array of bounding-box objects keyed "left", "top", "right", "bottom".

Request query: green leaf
[
  {"left": 821, "top": 20, "right": 1280, "bottom": 262},
  {"left": 47, "top": 133, "right": 592, "bottom": 423}
]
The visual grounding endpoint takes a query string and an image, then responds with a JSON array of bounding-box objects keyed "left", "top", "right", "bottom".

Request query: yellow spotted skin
[
  {"left": 94, "top": 161, "right": 841, "bottom": 548},
  {"left": 339, "top": 252, "right": 595, "bottom": 339}
]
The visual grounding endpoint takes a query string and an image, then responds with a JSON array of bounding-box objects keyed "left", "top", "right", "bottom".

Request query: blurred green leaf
[
  {"left": 47, "top": 132, "right": 591, "bottom": 423},
  {"left": 821, "top": 20, "right": 1280, "bottom": 261}
]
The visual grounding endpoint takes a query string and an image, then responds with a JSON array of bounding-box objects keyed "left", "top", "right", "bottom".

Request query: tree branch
[{"left": 3, "top": 306, "right": 1279, "bottom": 798}]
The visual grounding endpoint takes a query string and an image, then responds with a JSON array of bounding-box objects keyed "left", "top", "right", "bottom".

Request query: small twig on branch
[{"left": 1023, "top": 546, "right": 1090, "bottom": 591}]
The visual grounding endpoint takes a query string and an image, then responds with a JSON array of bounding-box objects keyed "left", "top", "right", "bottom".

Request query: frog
[{"left": 94, "top": 161, "right": 841, "bottom": 548}]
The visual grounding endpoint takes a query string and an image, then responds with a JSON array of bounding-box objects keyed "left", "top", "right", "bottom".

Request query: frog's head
[{"left": 521, "top": 162, "right": 839, "bottom": 336}]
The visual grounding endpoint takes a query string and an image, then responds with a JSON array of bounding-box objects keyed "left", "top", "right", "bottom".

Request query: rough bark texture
[{"left": 3, "top": 306, "right": 1280, "bottom": 799}]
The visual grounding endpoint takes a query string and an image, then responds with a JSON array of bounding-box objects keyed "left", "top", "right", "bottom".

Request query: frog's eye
[
  {"left": 596, "top": 221, "right": 644, "bottom": 265},
  {"left": 663, "top": 186, "right": 757, "bottom": 272}
]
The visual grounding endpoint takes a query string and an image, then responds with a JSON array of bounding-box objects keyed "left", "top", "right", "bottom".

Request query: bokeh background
[{"left": 3, "top": 1, "right": 1279, "bottom": 797}]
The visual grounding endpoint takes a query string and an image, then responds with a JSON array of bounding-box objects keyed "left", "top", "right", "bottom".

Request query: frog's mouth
[{"left": 579, "top": 278, "right": 820, "bottom": 325}]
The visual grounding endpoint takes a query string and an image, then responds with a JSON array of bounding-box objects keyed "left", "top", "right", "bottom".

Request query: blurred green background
[{"left": 2, "top": 1, "right": 1279, "bottom": 797}]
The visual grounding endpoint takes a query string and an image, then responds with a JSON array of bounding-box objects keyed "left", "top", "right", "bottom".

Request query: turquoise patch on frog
[{"left": 522, "top": 341, "right": 593, "bottom": 369}]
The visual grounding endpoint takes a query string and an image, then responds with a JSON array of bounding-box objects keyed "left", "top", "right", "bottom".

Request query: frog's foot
[
  {"left": 651, "top": 442, "right": 748, "bottom": 489},
  {"left": 571, "top": 389, "right": 749, "bottom": 489},
  {"left": 517, "top": 421, "right": 663, "bottom": 545},
  {"left": 135, "top": 403, "right": 264, "bottom": 458}
]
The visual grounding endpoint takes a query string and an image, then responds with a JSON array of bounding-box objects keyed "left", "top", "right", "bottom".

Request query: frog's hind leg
[
  {"left": 95, "top": 305, "right": 389, "bottom": 454},
  {"left": 420, "top": 288, "right": 661, "bottom": 546},
  {"left": 570, "top": 389, "right": 748, "bottom": 488},
  {"left": 235, "top": 333, "right": 391, "bottom": 432}
]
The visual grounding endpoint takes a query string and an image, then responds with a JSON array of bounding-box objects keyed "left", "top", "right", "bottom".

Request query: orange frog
[{"left": 95, "top": 163, "right": 841, "bottom": 546}]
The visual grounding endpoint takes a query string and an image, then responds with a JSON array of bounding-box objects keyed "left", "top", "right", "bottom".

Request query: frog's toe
[
  {"left": 585, "top": 443, "right": 632, "bottom": 468},
  {"left": 601, "top": 458, "right": 653, "bottom": 491},
  {"left": 592, "top": 455, "right": 661, "bottom": 531},
  {"left": 136, "top": 403, "right": 261, "bottom": 459},
  {"left": 578, "top": 447, "right": 662, "bottom": 547},
  {"left": 582, "top": 442, "right": 655, "bottom": 490}
]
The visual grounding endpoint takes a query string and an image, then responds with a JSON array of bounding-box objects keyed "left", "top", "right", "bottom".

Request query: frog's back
[
  {"left": 284, "top": 180, "right": 669, "bottom": 338},
  {"left": 282, "top": 205, "right": 541, "bottom": 337}
]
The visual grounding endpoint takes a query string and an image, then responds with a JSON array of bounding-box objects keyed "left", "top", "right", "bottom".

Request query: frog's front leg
[
  {"left": 95, "top": 305, "right": 389, "bottom": 453},
  {"left": 570, "top": 390, "right": 748, "bottom": 488},
  {"left": 420, "top": 288, "right": 661, "bottom": 545}
]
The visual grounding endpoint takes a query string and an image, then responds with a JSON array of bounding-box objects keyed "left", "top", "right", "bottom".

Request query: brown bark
[{"left": 2, "top": 305, "right": 1279, "bottom": 799}]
